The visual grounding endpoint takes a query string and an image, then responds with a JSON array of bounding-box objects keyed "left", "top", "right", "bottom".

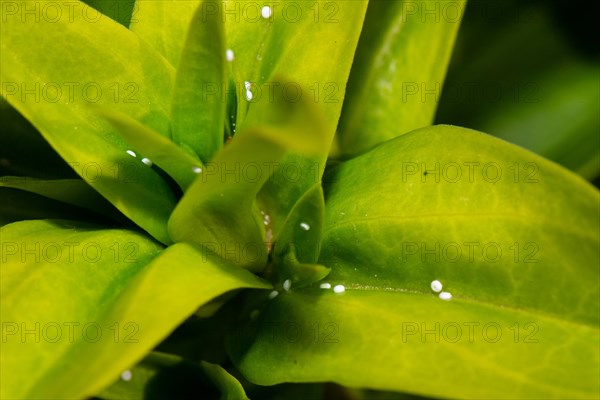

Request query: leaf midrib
[
  {"left": 322, "top": 212, "right": 598, "bottom": 243},
  {"left": 302, "top": 285, "right": 599, "bottom": 330},
  {"left": 345, "top": 2, "right": 408, "bottom": 133}
]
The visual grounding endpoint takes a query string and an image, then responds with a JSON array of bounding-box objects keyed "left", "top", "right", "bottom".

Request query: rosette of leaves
[{"left": 1, "top": 1, "right": 598, "bottom": 399}]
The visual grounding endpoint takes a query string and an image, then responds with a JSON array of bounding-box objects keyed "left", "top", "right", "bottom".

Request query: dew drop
[
  {"left": 299, "top": 222, "right": 310, "bottom": 231},
  {"left": 250, "top": 309, "right": 260, "bottom": 320},
  {"left": 439, "top": 291, "right": 452, "bottom": 301},
  {"left": 126, "top": 150, "right": 136, "bottom": 158},
  {"left": 430, "top": 280, "right": 443, "bottom": 293},
  {"left": 141, "top": 157, "right": 153, "bottom": 167},
  {"left": 120, "top": 370, "right": 133, "bottom": 382},
  {"left": 192, "top": 166, "right": 202, "bottom": 174},
  {"left": 226, "top": 49, "right": 234, "bottom": 61},
  {"left": 333, "top": 284, "right": 345, "bottom": 294},
  {"left": 319, "top": 282, "right": 331, "bottom": 289},
  {"left": 261, "top": 5, "right": 272, "bottom": 19},
  {"left": 268, "top": 290, "right": 279, "bottom": 299}
]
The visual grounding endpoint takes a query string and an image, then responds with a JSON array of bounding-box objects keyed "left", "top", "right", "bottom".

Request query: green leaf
[
  {"left": 0, "top": 1, "right": 174, "bottom": 135},
  {"left": 249, "top": 83, "right": 329, "bottom": 253},
  {"left": 322, "top": 125, "right": 599, "bottom": 325},
  {"left": 268, "top": 183, "right": 330, "bottom": 288},
  {"left": 81, "top": 0, "right": 136, "bottom": 27},
  {"left": 436, "top": 7, "right": 600, "bottom": 180},
  {"left": 228, "top": 290, "right": 599, "bottom": 399},
  {"left": 130, "top": 0, "right": 202, "bottom": 67},
  {"left": 270, "top": 184, "right": 325, "bottom": 265},
  {"left": 227, "top": 125, "right": 600, "bottom": 398},
  {"left": 228, "top": 0, "right": 368, "bottom": 137},
  {"left": 207, "top": 0, "right": 369, "bottom": 278},
  {"left": 222, "top": 0, "right": 269, "bottom": 92},
  {"left": 0, "top": 177, "right": 125, "bottom": 223},
  {"left": 200, "top": 360, "right": 250, "bottom": 400},
  {"left": 337, "top": 0, "right": 466, "bottom": 158},
  {"left": 226, "top": 1, "right": 369, "bottom": 253},
  {"left": 0, "top": 101, "right": 76, "bottom": 179},
  {"left": 0, "top": 0, "right": 177, "bottom": 243},
  {"left": 0, "top": 220, "right": 162, "bottom": 399},
  {"left": 480, "top": 64, "right": 600, "bottom": 180},
  {"left": 96, "top": 109, "right": 204, "bottom": 191},
  {"left": 482, "top": 64, "right": 600, "bottom": 179},
  {"left": 0, "top": 221, "right": 270, "bottom": 399},
  {"left": 171, "top": 1, "right": 227, "bottom": 162},
  {"left": 98, "top": 352, "right": 248, "bottom": 400},
  {"left": 168, "top": 83, "right": 327, "bottom": 271},
  {"left": 0, "top": 188, "right": 113, "bottom": 227}
]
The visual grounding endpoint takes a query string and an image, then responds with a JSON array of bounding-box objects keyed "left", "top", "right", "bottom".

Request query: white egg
[
  {"left": 120, "top": 370, "right": 133, "bottom": 381},
  {"left": 283, "top": 279, "right": 291, "bottom": 291},
  {"left": 333, "top": 285, "right": 345, "bottom": 294},
  {"left": 261, "top": 6, "right": 272, "bottom": 19},
  {"left": 439, "top": 292, "right": 452, "bottom": 301}
]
